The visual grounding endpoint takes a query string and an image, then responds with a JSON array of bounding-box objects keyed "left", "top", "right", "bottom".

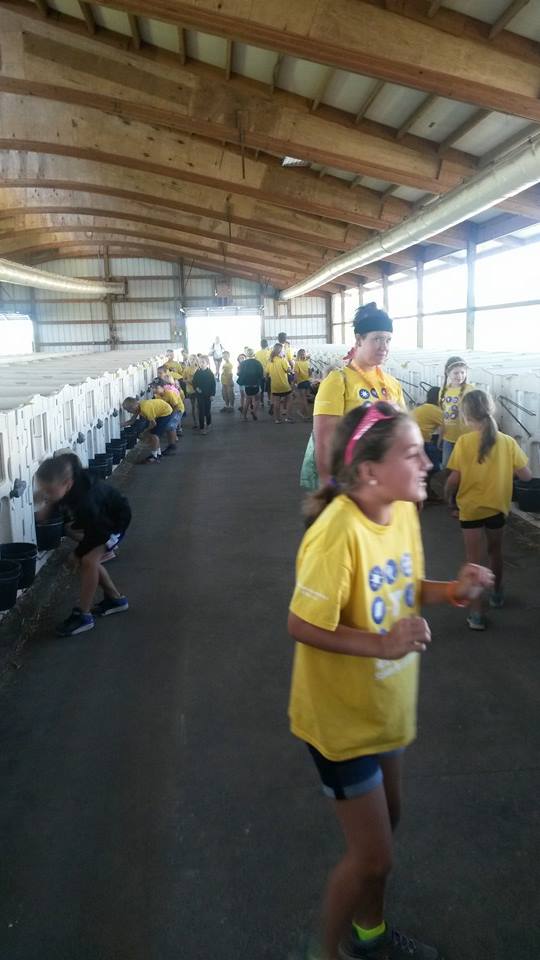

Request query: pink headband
[{"left": 344, "top": 407, "right": 395, "bottom": 466}]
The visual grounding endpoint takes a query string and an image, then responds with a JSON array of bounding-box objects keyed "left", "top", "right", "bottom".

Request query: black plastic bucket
[
  {"left": 88, "top": 461, "right": 109, "bottom": 480},
  {"left": 121, "top": 430, "right": 137, "bottom": 449},
  {"left": 0, "top": 559, "right": 22, "bottom": 610},
  {"left": 0, "top": 542, "right": 37, "bottom": 589},
  {"left": 35, "top": 517, "right": 64, "bottom": 551},
  {"left": 92, "top": 454, "right": 113, "bottom": 476},
  {"left": 515, "top": 478, "right": 540, "bottom": 512},
  {"left": 106, "top": 441, "right": 127, "bottom": 464}
]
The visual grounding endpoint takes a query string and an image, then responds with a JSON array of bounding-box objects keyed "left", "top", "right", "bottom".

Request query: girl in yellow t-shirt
[
  {"left": 220, "top": 351, "right": 235, "bottom": 412},
  {"left": 288, "top": 402, "right": 493, "bottom": 960},
  {"left": 267, "top": 343, "right": 294, "bottom": 423},
  {"left": 294, "top": 348, "right": 312, "bottom": 421},
  {"left": 183, "top": 355, "right": 199, "bottom": 429},
  {"left": 439, "top": 356, "right": 474, "bottom": 467},
  {"left": 445, "top": 389, "right": 531, "bottom": 630}
]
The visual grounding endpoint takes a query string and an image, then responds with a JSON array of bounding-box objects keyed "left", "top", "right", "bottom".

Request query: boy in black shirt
[
  {"left": 35, "top": 454, "right": 131, "bottom": 636},
  {"left": 192, "top": 356, "right": 216, "bottom": 434}
]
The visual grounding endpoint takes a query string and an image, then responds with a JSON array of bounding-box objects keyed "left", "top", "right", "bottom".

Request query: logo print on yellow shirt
[
  {"left": 372, "top": 597, "right": 386, "bottom": 624},
  {"left": 385, "top": 559, "right": 398, "bottom": 584},
  {"left": 369, "top": 566, "right": 385, "bottom": 591},
  {"left": 370, "top": 388, "right": 379, "bottom": 398},
  {"left": 359, "top": 388, "right": 370, "bottom": 400},
  {"left": 401, "top": 553, "right": 413, "bottom": 577}
]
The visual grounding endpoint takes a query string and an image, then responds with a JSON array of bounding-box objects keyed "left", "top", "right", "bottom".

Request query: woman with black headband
[{"left": 313, "top": 303, "right": 405, "bottom": 485}]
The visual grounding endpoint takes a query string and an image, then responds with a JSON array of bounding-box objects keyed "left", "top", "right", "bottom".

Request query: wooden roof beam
[
  {"left": 78, "top": 0, "right": 540, "bottom": 121},
  {"left": 311, "top": 68, "right": 335, "bottom": 112},
  {"left": 489, "top": 0, "right": 530, "bottom": 39},
  {"left": 177, "top": 26, "right": 186, "bottom": 65},
  {"left": 10, "top": 25, "right": 480, "bottom": 197},
  {"left": 396, "top": 94, "right": 438, "bottom": 141},
  {"left": 270, "top": 53, "right": 284, "bottom": 94},
  {"left": 354, "top": 80, "right": 385, "bottom": 124},
  {"left": 224, "top": 38, "right": 233, "bottom": 80},
  {"left": 78, "top": 2, "right": 96, "bottom": 35},
  {"left": 438, "top": 109, "right": 492, "bottom": 155},
  {"left": 127, "top": 13, "right": 141, "bottom": 50}
]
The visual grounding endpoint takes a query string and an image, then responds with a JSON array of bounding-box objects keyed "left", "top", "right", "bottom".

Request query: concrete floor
[{"left": 0, "top": 409, "right": 539, "bottom": 960}]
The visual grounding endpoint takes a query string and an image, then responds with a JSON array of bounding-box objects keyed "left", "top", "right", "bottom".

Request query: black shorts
[
  {"left": 297, "top": 380, "right": 311, "bottom": 390},
  {"left": 273, "top": 390, "right": 292, "bottom": 397},
  {"left": 245, "top": 385, "right": 260, "bottom": 397},
  {"left": 75, "top": 529, "right": 128, "bottom": 558},
  {"left": 460, "top": 513, "right": 506, "bottom": 530}
]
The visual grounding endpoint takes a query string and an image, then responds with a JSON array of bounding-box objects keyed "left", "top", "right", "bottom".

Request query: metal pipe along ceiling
[
  {"left": 0, "top": 258, "right": 125, "bottom": 296},
  {"left": 279, "top": 132, "right": 540, "bottom": 300}
]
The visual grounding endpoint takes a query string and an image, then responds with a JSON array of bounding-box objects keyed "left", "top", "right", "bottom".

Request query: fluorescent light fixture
[
  {"left": 0, "top": 257, "right": 125, "bottom": 295},
  {"left": 281, "top": 156, "right": 310, "bottom": 167}
]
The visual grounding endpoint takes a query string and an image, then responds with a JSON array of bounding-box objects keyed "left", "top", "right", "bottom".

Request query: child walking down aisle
[{"left": 288, "top": 402, "right": 493, "bottom": 960}]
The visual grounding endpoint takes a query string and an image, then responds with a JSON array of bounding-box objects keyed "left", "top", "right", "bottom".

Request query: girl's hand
[
  {"left": 455, "top": 563, "right": 494, "bottom": 601},
  {"left": 381, "top": 617, "right": 431, "bottom": 660}
]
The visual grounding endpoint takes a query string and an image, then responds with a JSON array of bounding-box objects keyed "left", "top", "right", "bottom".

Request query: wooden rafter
[
  {"left": 270, "top": 53, "right": 283, "bottom": 94},
  {"left": 177, "top": 25, "right": 186, "bottom": 64},
  {"left": 311, "top": 68, "right": 335, "bottom": 112},
  {"left": 396, "top": 94, "right": 438, "bottom": 141},
  {"left": 224, "top": 38, "right": 233, "bottom": 80},
  {"left": 71, "top": 0, "right": 540, "bottom": 122},
  {"left": 437, "top": 109, "right": 492, "bottom": 155},
  {"left": 11, "top": 32, "right": 477, "bottom": 196},
  {"left": 127, "top": 13, "right": 141, "bottom": 50},
  {"left": 78, "top": 1, "right": 95, "bottom": 35},
  {"left": 354, "top": 80, "right": 385, "bottom": 124},
  {"left": 489, "top": 0, "right": 530, "bottom": 39}
]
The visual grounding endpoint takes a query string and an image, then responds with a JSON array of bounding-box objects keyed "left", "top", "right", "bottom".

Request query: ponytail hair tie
[{"left": 344, "top": 407, "right": 395, "bottom": 466}]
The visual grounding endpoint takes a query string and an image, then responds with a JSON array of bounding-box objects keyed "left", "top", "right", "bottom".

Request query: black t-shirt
[
  {"left": 192, "top": 368, "right": 216, "bottom": 397},
  {"left": 60, "top": 471, "right": 132, "bottom": 544},
  {"left": 237, "top": 358, "right": 264, "bottom": 387}
]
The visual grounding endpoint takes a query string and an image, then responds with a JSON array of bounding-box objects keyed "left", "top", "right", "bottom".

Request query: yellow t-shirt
[
  {"left": 267, "top": 357, "right": 291, "bottom": 394},
  {"left": 221, "top": 361, "right": 234, "bottom": 386},
  {"left": 140, "top": 398, "right": 172, "bottom": 421},
  {"left": 255, "top": 348, "right": 271, "bottom": 371},
  {"left": 162, "top": 389, "right": 184, "bottom": 414},
  {"left": 314, "top": 365, "right": 405, "bottom": 417},
  {"left": 448, "top": 430, "right": 528, "bottom": 521},
  {"left": 412, "top": 403, "right": 444, "bottom": 442},
  {"left": 440, "top": 383, "right": 475, "bottom": 443},
  {"left": 295, "top": 360, "right": 310, "bottom": 383},
  {"left": 289, "top": 496, "right": 425, "bottom": 761},
  {"left": 164, "top": 360, "right": 184, "bottom": 380},
  {"left": 183, "top": 365, "right": 197, "bottom": 396}
]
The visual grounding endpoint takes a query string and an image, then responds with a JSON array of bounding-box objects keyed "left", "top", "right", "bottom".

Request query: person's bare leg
[
  {"left": 285, "top": 392, "right": 294, "bottom": 420},
  {"left": 141, "top": 429, "right": 159, "bottom": 454},
  {"left": 322, "top": 785, "right": 393, "bottom": 959},
  {"left": 462, "top": 528, "right": 484, "bottom": 616},
  {"left": 98, "top": 563, "right": 121, "bottom": 599},
  {"left": 79, "top": 547, "right": 106, "bottom": 612},
  {"left": 486, "top": 526, "right": 504, "bottom": 593},
  {"left": 379, "top": 752, "right": 403, "bottom": 831},
  {"left": 273, "top": 395, "right": 282, "bottom": 421}
]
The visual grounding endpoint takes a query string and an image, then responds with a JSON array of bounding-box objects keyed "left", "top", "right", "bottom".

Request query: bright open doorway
[{"left": 185, "top": 311, "right": 262, "bottom": 370}]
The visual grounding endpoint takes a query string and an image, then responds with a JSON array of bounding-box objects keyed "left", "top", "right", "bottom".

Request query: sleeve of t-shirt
[
  {"left": 511, "top": 438, "right": 528, "bottom": 470},
  {"left": 313, "top": 370, "right": 345, "bottom": 417},
  {"left": 289, "top": 531, "right": 353, "bottom": 631}
]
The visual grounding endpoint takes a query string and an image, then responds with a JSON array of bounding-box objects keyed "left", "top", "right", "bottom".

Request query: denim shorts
[{"left": 308, "top": 744, "right": 405, "bottom": 800}]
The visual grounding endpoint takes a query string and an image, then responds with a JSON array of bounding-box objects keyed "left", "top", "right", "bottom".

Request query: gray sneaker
[{"left": 339, "top": 925, "right": 442, "bottom": 959}]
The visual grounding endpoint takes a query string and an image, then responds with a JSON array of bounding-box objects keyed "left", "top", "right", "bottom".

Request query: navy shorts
[
  {"left": 308, "top": 744, "right": 405, "bottom": 800},
  {"left": 460, "top": 513, "right": 506, "bottom": 530},
  {"left": 150, "top": 412, "right": 178, "bottom": 437},
  {"left": 245, "top": 385, "right": 260, "bottom": 397},
  {"left": 297, "top": 380, "right": 311, "bottom": 390}
]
